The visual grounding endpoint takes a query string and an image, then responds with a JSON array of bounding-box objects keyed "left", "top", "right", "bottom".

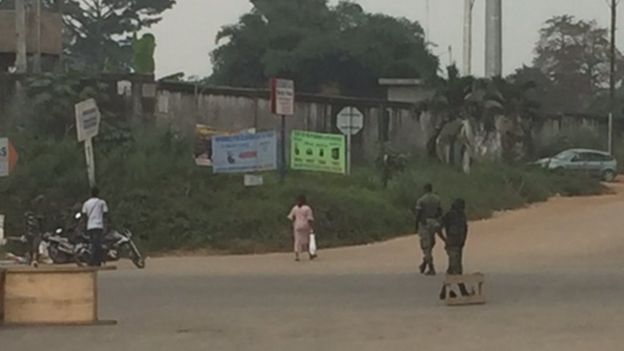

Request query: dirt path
[{"left": 3, "top": 185, "right": 624, "bottom": 350}]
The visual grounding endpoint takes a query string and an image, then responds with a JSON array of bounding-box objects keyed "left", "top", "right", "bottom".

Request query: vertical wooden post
[
  {"left": 15, "top": 0, "right": 28, "bottom": 73},
  {"left": 34, "top": 0, "right": 43, "bottom": 73},
  {"left": 84, "top": 138, "right": 96, "bottom": 187},
  {"left": 57, "top": 0, "right": 66, "bottom": 72},
  {"left": 280, "top": 115, "right": 286, "bottom": 182},
  {"left": 0, "top": 269, "right": 6, "bottom": 324}
]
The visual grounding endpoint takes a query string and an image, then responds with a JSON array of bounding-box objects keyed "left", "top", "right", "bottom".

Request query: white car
[{"left": 535, "top": 149, "right": 618, "bottom": 182}]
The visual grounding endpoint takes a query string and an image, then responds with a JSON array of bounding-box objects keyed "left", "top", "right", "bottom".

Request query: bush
[
  {"left": 0, "top": 127, "right": 606, "bottom": 255},
  {"left": 535, "top": 127, "right": 605, "bottom": 159}
]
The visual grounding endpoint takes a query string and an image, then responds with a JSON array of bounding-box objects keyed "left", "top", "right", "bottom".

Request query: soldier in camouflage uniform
[
  {"left": 439, "top": 198, "right": 471, "bottom": 299},
  {"left": 414, "top": 184, "right": 443, "bottom": 276},
  {"left": 442, "top": 198, "right": 469, "bottom": 275}
]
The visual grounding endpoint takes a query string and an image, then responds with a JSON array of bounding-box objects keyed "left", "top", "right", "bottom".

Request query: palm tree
[{"left": 426, "top": 66, "right": 541, "bottom": 169}]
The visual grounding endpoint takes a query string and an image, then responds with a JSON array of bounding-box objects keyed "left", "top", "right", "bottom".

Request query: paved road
[{"left": 3, "top": 186, "right": 624, "bottom": 350}]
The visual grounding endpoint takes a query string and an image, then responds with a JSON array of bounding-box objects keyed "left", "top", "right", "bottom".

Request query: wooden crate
[
  {"left": 442, "top": 273, "right": 486, "bottom": 306},
  {"left": 0, "top": 266, "right": 115, "bottom": 327}
]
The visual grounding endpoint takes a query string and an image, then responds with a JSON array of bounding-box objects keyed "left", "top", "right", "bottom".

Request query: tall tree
[
  {"left": 63, "top": 0, "right": 176, "bottom": 73},
  {"left": 533, "top": 15, "right": 623, "bottom": 112},
  {"left": 211, "top": 0, "right": 438, "bottom": 96}
]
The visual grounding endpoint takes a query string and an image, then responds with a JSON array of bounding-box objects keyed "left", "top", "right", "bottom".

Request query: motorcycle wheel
[
  {"left": 48, "top": 245, "right": 69, "bottom": 264},
  {"left": 74, "top": 248, "right": 90, "bottom": 267},
  {"left": 127, "top": 242, "right": 146, "bottom": 269},
  {"left": 74, "top": 252, "right": 86, "bottom": 267}
]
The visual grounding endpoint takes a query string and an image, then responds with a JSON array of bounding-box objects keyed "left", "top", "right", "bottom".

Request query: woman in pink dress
[{"left": 287, "top": 195, "right": 316, "bottom": 261}]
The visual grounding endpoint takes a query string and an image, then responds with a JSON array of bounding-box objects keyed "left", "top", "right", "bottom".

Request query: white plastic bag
[{"left": 309, "top": 233, "right": 317, "bottom": 256}]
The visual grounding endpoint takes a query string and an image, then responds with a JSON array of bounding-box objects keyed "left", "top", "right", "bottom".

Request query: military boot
[
  {"left": 425, "top": 262, "right": 436, "bottom": 276},
  {"left": 419, "top": 260, "right": 427, "bottom": 274}
]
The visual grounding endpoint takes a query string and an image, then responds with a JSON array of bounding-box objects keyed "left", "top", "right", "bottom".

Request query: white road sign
[
  {"left": 75, "top": 98, "right": 101, "bottom": 142},
  {"left": 0, "top": 138, "right": 18, "bottom": 177},
  {"left": 271, "top": 78, "right": 295, "bottom": 116},
  {"left": 0, "top": 138, "right": 8, "bottom": 177},
  {"left": 244, "top": 174, "right": 264, "bottom": 187},
  {"left": 337, "top": 107, "right": 364, "bottom": 135}
]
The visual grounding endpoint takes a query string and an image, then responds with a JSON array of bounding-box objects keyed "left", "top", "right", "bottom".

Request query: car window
[
  {"left": 570, "top": 153, "right": 585, "bottom": 162},
  {"left": 554, "top": 151, "right": 575, "bottom": 160},
  {"left": 585, "top": 153, "right": 613, "bottom": 162}
]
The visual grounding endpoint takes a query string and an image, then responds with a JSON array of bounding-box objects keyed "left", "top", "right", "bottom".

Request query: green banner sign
[{"left": 291, "top": 130, "right": 346, "bottom": 174}]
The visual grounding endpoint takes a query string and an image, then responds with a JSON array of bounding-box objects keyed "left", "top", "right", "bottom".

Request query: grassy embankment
[{"left": 0, "top": 128, "right": 605, "bottom": 254}]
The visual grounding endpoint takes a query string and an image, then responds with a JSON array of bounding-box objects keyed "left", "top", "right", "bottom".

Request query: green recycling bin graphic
[{"left": 291, "top": 130, "right": 346, "bottom": 174}]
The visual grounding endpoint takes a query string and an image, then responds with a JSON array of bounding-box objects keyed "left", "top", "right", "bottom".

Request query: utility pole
[
  {"left": 485, "top": 0, "right": 502, "bottom": 78},
  {"left": 425, "top": 0, "right": 431, "bottom": 43},
  {"left": 57, "top": 0, "right": 66, "bottom": 72},
  {"left": 448, "top": 45, "right": 454, "bottom": 67},
  {"left": 14, "top": 0, "right": 28, "bottom": 73},
  {"left": 463, "top": 0, "right": 476, "bottom": 76},
  {"left": 34, "top": 0, "right": 43, "bottom": 73},
  {"left": 609, "top": 0, "right": 617, "bottom": 154}
]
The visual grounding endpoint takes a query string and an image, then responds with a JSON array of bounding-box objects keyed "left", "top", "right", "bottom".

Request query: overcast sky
[{"left": 150, "top": 0, "right": 623, "bottom": 79}]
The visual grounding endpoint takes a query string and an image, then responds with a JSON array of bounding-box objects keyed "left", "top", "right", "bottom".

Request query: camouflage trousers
[
  {"left": 446, "top": 246, "right": 464, "bottom": 275},
  {"left": 418, "top": 219, "right": 440, "bottom": 265}
]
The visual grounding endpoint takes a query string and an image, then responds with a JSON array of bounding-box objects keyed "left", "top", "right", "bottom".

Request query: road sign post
[
  {"left": 84, "top": 138, "right": 96, "bottom": 188},
  {"left": 281, "top": 115, "right": 286, "bottom": 179},
  {"left": 75, "top": 99, "right": 101, "bottom": 187},
  {"left": 337, "top": 107, "right": 364, "bottom": 175},
  {"left": 270, "top": 78, "right": 295, "bottom": 182}
]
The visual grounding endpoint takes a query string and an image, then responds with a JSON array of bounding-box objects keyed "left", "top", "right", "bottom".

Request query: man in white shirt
[{"left": 82, "top": 187, "right": 109, "bottom": 266}]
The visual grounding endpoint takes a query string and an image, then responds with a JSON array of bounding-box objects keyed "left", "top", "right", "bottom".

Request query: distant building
[{"left": 0, "top": 1, "right": 63, "bottom": 72}]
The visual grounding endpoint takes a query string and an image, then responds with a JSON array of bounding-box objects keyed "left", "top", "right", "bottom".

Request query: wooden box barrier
[{"left": 0, "top": 266, "right": 116, "bottom": 327}]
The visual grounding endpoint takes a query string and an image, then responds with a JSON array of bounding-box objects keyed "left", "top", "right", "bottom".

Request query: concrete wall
[
  {"left": 156, "top": 83, "right": 426, "bottom": 161},
  {"left": 534, "top": 114, "right": 609, "bottom": 151},
  {"left": 155, "top": 82, "right": 617, "bottom": 161},
  {"left": 0, "top": 74, "right": 614, "bottom": 162}
]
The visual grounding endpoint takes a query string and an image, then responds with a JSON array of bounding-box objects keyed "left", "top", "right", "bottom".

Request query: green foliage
[
  {"left": 23, "top": 72, "right": 112, "bottom": 137},
  {"left": 132, "top": 34, "right": 157, "bottom": 75},
  {"left": 0, "top": 0, "right": 13, "bottom": 10},
  {"left": 0, "top": 128, "right": 604, "bottom": 255},
  {"left": 428, "top": 66, "right": 542, "bottom": 161},
  {"left": 211, "top": 0, "right": 438, "bottom": 96},
  {"left": 532, "top": 15, "right": 624, "bottom": 113},
  {"left": 534, "top": 127, "right": 605, "bottom": 158},
  {"left": 63, "top": 0, "right": 175, "bottom": 72},
  {"left": 376, "top": 147, "right": 408, "bottom": 189}
]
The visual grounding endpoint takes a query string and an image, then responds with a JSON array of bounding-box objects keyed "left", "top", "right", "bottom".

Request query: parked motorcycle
[
  {"left": 44, "top": 212, "right": 146, "bottom": 269},
  {"left": 42, "top": 211, "right": 84, "bottom": 265},
  {"left": 74, "top": 227, "right": 146, "bottom": 269},
  {"left": 43, "top": 228, "right": 81, "bottom": 265}
]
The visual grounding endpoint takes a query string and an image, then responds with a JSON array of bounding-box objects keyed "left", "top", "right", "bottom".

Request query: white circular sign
[{"left": 337, "top": 107, "right": 364, "bottom": 135}]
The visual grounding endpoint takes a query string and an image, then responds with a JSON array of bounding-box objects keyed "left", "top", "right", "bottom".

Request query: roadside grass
[{"left": 0, "top": 128, "right": 606, "bottom": 254}]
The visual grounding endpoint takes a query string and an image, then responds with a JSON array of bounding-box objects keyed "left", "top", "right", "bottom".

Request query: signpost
[
  {"left": 194, "top": 125, "right": 256, "bottom": 167},
  {"left": 75, "top": 99, "right": 101, "bottom": 187},
  {"left": 270, "top": 78, "right": 295, "bottom": 181},
  {"left": 291, "top": 131, "right": 347, "bottom": 174},
  {"left": 336, "top": 107, "right": 364, "bottom": 175},
  {"left": 0, "top": 214, "right": 5, "bottom": 246},
  {"left": 211, "top": 131, "right": 278, "bottom": 174},
  {"left": 0, "top": 138, "right": 18, "bottom": 177}
]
